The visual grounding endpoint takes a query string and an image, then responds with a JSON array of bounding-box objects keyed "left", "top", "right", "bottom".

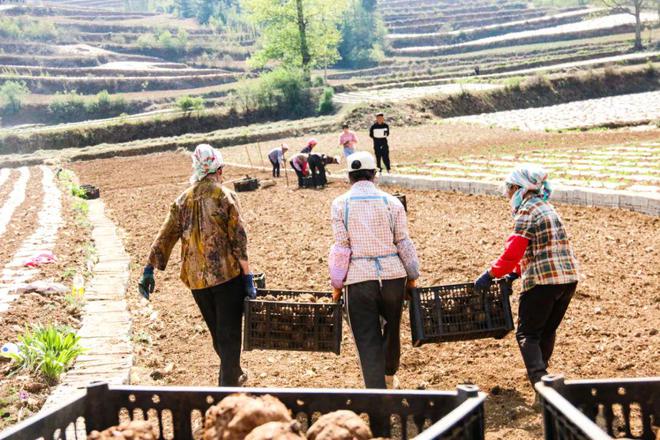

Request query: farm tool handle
[{"left": 284, "top": 158, "right": 290, "bottom": 187}]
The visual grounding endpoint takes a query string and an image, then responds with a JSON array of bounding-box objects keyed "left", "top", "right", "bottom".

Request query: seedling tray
[
  {"left": 409, "top": 281, "right": 514, "bottom": 346},
  {"left": 0, "top": 382, "right": 487, "bottom": 440},
  {"left": 243, "top": 289, "right": 342, "bottom": 354},
  {"left": 535, "top": 375, "right": 660, "bottom": 440},
  {"left": 234, "top": 177, "right": 259, "bottom": 192}
]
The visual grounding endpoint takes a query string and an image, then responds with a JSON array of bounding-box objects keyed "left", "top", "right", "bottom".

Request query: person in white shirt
[{"left": 267, "top": 144, "right": 289, "bottom": 178}]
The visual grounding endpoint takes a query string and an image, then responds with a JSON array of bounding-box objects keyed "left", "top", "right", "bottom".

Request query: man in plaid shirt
[
  {"left": 328, "top": 151, "right": 420, "bottom": 390},
  {"left": 475, "top": 165, "right": 579, "bottom": 388}
]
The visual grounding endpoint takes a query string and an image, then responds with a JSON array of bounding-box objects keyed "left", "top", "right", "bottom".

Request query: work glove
[
  {"left": 474, "top": 270, "right": 493, "bottom": 290},
  {"left": 244, "top": 273, "right": 257, "bottom": 299},
  {"left": 138, "top": 265, "right": 155, "bottom": 300},
  {"left": 332, "top": 288, "right": 343, "bottom": 302},
  {"left": 504, "top": 272, "right": 520, "bottom": 284}
]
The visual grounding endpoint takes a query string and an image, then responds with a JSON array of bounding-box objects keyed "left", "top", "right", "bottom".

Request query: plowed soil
[{"left": 72, "top": 152, "right": 659, "bottom": 440}]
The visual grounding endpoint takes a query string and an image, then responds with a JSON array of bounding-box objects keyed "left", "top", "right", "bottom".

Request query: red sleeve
[
  {"left": 303, "top": 162, "right": 309, "bottom": 175},
  {"left": 490, "top": 235, "right": 529, "bottom": 278}
]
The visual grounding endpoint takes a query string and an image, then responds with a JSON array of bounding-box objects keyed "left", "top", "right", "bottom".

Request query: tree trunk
[
  {"left": 633, "top": 2, "right": 643, "bottom": 50},
  {"left": 295, "top": 0, "right": 312, "bottom": 71}
]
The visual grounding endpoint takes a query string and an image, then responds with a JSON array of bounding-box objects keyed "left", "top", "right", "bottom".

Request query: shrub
[
  {"left": 231, "top": 68, "right": 317, "bottom": 117},
  {"left": 137, "top": 28, "right": 188, "bottom": 53},
  {"left": 0, "top": 17, "right": 59, "bottom": 41},
  {"left": 176, "top": 95, "right": 205, "bottom": 114},
  {"left": 48, "top": 92, "right": 86, "bottom": 122},
  {"left": 0, "top": 81, "right": 29, "bottom": 114},
  {"left": 317, "top": 87, "right": 334, "bottom": 115},
  {"left": 49, "top": 90, "right": 128, "bottom": 122},
  {"left": 7, "top": 325, "right": 84, "bottom": 383}
]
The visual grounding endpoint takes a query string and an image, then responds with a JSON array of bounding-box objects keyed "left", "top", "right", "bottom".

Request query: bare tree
[{"left": 601, "top": 0, "right": 646, "bottom": 50}]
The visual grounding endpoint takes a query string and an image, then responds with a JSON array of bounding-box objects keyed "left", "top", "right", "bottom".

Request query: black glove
[
  {"left": 243, "top": 273, "right": 257, "bottom": 299},
  {"left": 504, "top": 272, "right": 520, "bottom": 284},
  {"left": 474, "top": 270, "right": 493, "bottom": 289},
  {"left": 138, "top": 265, "right": 155, "bottom": 300}
]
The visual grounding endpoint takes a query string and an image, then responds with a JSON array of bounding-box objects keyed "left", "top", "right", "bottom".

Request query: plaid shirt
[
  {"left": 148, "top": 178, "right": 248, "bottom": 290},
  {"left": 514, "top": 196, "right": 579, "bottom": 292},
  {"left": 331, "top": 181, "right": 419, "bottom": 286}
]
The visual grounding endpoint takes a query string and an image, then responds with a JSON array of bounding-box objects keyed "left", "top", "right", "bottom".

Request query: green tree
[
  {"left": 174, "top": 0, "right": 195, "bottom": 18},
  {"left": 0, "top": 81, "right": 29, "bottom": 114},
  {"left": 242, "top": 0, "right": 348, "bottom": 73},
  {"left": 338, "top": 0, "right": 386, "bottom": 68}
]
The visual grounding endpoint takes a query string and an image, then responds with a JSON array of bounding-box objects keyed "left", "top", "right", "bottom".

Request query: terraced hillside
[
  {"left": 0, "top": 3, "right": 254, "bottom": 126},
  {"left": 329, "top": 0, "right": 659, "bottom": 99}
]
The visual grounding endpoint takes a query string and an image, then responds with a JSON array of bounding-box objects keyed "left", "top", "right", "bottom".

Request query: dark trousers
[
  {"left": 191, "top": 276, "right": 246, "bottom": 386},
  {"left": 309, "top": 162, "right": 327, "bottom": 187},
  {"left": 346, "top": 278, "right": 406, "bottom": 389},
  {"left": 270, "top": 158, "right": 280, "bottom": 177},
  {"left": 374, "top": 143, "right": 390, "bottom": 172},
  {"left": 290, "top": 161, "right": 305, "bottom": 187},
  {"left": 516, "top": 282, "right": 577, "bottom": 385}
]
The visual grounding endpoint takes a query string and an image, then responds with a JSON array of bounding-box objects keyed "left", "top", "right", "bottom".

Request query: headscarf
[
  {"left": 307, "top": 138, "right": 318, "bottom": 147},
  {"left": 190, "top": 144, "right": 223, "bottom": 184},
  {"left": 505, "top": 165, "right": 552, "bottom": 214}
]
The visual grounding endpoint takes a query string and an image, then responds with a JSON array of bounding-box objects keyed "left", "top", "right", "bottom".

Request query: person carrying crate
[
  {"left": 138, "top": 144, "right": 257, "bottom": 387},
  {"left": 474, "top": 165, "right": 579, "bottom": 389},
  {"left": 328, "top": 151, "right": 420, "bottom": 389}
]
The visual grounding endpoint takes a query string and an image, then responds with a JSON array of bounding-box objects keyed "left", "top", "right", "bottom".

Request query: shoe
[
  {"left": 238, "top": 371, "right": 249, "bottom": 387},
  {"left": 532, "top": 393, "right": 542, "bottom": 411},
  {"left": 385, "top": 375, "right": 400, "bottom": 389}
]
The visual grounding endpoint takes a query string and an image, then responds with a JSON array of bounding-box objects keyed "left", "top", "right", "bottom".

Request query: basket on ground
[
  {"left": 234, "top": 176, "right": 259, "bottom": 192},
  {"left": 535, "top": 375, "right": 660, "bottom": 440},
  {"left": 393, "top": 192, "right": 408, "bottom": 211},
  {"left": 243, "top": 289, "right": 342, "bottom": 354},
  {"left": 253, "top": 272, "right": 266, "bottom": 289},
  {"left": 409, "top": 281, "right": 514, "bottom": 347},
  {"left": 0, "top": 382, "right": 486, "bottom": 440}
]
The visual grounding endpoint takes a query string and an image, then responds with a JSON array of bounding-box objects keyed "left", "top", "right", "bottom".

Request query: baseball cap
[{"left": 347, "top": 151, "right": 377, "bottom": 172}]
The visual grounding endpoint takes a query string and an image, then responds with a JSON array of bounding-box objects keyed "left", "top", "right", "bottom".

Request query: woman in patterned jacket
[{"left": 475, "top": 165, "right": 579, "bottom": 388}]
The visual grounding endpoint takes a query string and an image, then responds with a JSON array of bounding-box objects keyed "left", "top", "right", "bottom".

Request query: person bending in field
[
  {"left": 474, "top": 165, "right": 579, "bottom": 391},
  {"left": 308, "top": 153, "right": 339, "bottom": 189},
  {"left": 289, "top": 152, "right": 310, "bottom": 188},
  {"left": 268, "top": 143, "right": 288, "bottom": 178},
  {"left": 138, "top": 144, "right": 257, "bottom": 387},
  {"left": 369, "top": 113, "right": 391, "bottom": 173},
  {"left": 329, "top": 151, "right": 420, "bottom": 390},
  {"left": 300, "top": 138, "right": 318, "bottom": 154}
]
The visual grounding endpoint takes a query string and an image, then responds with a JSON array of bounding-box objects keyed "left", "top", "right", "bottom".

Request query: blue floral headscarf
[{"left": 505, "top": 165, "right": 552, "bottom": 214}]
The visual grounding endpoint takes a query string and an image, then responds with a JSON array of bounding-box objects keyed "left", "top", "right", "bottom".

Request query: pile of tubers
[
  {"left": 202, "top": 394, "right": 382, "bottom": 440},
  {"left": 87, "top": 394, "right": 393, "bottom": 440}
]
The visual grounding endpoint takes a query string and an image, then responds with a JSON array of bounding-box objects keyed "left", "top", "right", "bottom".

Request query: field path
[{"left": 447, "top": 91, "right": 660, "bottom": 130}]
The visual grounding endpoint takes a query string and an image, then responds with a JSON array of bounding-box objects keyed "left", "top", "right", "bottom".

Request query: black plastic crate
[
  {"left": 80, "top": 184, "right": 100, "bottom": 200},
  {"left": 535, "top": 375, "right": 660, "bottom": 440},
  {"left": 409, "top": 281, "right": 514, "bottom": 347},
  {"left": 393, "top": 192, "right": 408, "bottom": 212},
  {"left": 0, "top": 383, "right": 486, "bottom": 440},
  {"left": 253, "top": 272, "right": 266, "bottom": 289},
  {"left": 301, "top": 176, "right": 315, "bottom": 188},
  {"left": 243, "top": 289, "right": 342, "bottom": 354},
  {"left": 234, "top": 176, "right": 259, "bottom": 192}
]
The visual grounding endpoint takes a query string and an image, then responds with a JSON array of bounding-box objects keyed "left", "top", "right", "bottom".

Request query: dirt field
[{"left": 72, "top": 151, "right": 659, "bottom": 440}]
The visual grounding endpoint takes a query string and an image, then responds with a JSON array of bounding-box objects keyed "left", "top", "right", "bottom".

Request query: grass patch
[{"left": 6, "top": 325, "right": 84, "bottom": 384}]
